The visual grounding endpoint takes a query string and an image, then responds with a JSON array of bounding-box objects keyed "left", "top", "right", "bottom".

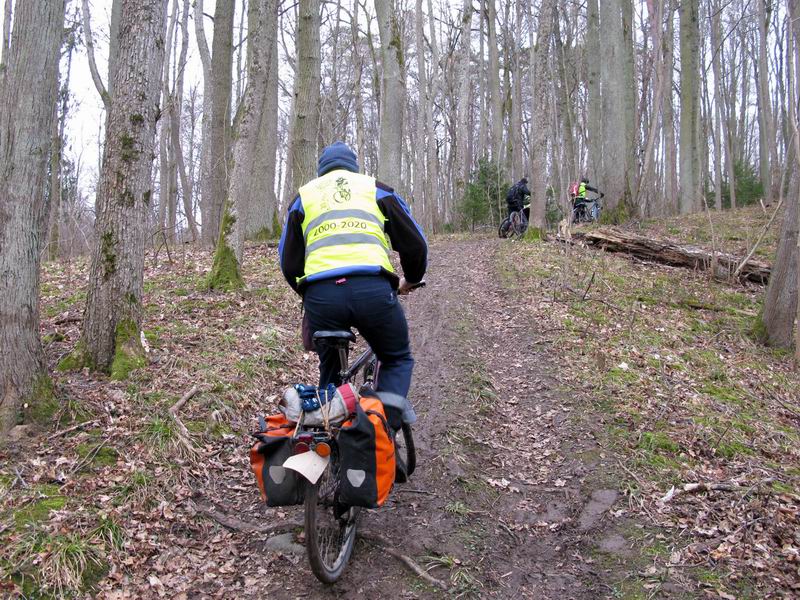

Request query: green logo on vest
[{"left": 334, "top": 177, "right": 351, "bottom": 204}]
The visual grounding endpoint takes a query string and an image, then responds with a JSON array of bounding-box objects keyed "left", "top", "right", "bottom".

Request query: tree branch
[{"left": 81, "top": 0, "right": 110, "bottom": 112}]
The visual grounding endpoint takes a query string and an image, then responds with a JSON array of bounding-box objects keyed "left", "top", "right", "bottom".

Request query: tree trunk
[
  {"left": 586, "top": 0, "right": 602, "bottom": 183},
  {"left": 486, "top": 0, "right": 502, "bottom": 164},
  {"left": 1, "top": 0, "right": 11, "bottom": 64},
  {"left": 375, "top": 0, "right": 405, "bottom": 182},
  {"left": 202, "top": 0, "right": 235, "bottom": 246},
  {"left": 453, "top": 0, "right": 472, "bottom": 213},
  {"left": 286, "top": 0, "right": 320, "bottom": 193},
  {"left": 0, "top": 0, "right": 64, "bottom": 436},
  {"left": 679, "top": 0, "right": 700, "bottom": 214},
  {"left": 600, "top": 0, "right": 631, "bottom": 215},
  {"left": 530, "top": 0, "right": 554, "bottom": 233},
  {"left": 663, "top": 0, "right": 678, "bottom": 214},
  {"left": 756, "top": 0, "right": 775, "bottom": 205},
  {"left": 171, "top": 0, "right": 198, "bottom": 242},
  {"left": 194, "top": 0, "right": 214, "bottom": 244},
  {"left": 70, "top": 0, "right": 167, "bottom": 379},
  {"left": 762, "top": 0, "right": 799, "bottom": 349},
  {"left": 413, "top": 0, "right": 428, "bottom": 225},
  {"left": 208, "top": 0, "right": 278, "bottom": 290}
]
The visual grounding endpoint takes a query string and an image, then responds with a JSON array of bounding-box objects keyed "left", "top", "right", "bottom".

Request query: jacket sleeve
[
  {"left": 585, "top": 184, "right": 599, "bottom": 193},
  {"left": 376, "top": 182, "right": 428, "bottom": 285},
  {"left": 278, "top": 195, "right": 305, "bottom": 294},
  {"left": 521, "top": 183, "right": 531, "bottom": 197}
]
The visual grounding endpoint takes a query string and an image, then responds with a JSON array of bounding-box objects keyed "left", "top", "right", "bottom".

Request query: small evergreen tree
[{"left": 460, "top": 159, "right": 507, "bottom": 231}]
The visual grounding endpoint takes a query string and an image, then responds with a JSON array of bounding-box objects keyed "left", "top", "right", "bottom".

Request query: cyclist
[
  {"left": 506, "top": 177, "right": 530, "bottom": 217},
  {"left": 572, "top": 177, "right": 604, "bottom": 222},
  {"left": 278, "top": 141, "right": 428, "bottom": 436}
]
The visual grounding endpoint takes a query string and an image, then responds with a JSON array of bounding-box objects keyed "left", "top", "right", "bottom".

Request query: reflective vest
[
  {"left": 577, "top": 182, "right": 587, "bottom": 200},
  {"left": 299, "top": 170, "right": 393, "bottom": 283}
]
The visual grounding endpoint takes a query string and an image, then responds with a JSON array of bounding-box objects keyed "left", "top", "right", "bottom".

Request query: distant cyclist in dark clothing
[{"left": 506, "top": 177, "right": 530, "bottom": 217}]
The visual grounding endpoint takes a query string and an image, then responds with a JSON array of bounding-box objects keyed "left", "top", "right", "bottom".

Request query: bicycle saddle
[{"left": 312, "top": 330, "right": 356, "bottom": 347}]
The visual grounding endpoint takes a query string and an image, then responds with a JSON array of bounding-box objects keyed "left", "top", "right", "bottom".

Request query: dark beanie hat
[{"left": 317, "top": 141, "right": 359, "bottom": 176}]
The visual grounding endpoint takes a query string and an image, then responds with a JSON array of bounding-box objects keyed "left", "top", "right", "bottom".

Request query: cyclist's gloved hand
[{"left": 600, "top": 192, "right": 605, "bottom": 198}]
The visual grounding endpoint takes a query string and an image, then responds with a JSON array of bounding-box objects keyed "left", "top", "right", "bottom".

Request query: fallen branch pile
[{"left": 568, "top": 228, "right": 771, "bottom": 284}]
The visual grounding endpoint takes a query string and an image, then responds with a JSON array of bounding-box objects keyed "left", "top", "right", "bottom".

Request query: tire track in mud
[{"left": 232, "top": 238, "right": 635, "bottom": 599}]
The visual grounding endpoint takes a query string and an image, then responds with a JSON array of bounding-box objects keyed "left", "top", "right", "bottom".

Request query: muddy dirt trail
[{"left": 204, "top": 237, "right": 634, "bottom": 599}]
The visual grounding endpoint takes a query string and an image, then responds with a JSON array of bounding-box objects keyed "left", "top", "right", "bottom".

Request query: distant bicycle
[
  {"left": 499, "top": 205, "right": 530, "bottom": 238},
  {"left": 571, "top": 194, "right": 603, "bottom": 225}
]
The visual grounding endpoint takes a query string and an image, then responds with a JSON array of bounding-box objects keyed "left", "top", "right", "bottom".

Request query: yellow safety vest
[
  {"left": 299, "top": 170, "right": 393, "bottom": 283},
  {"left": 578, "top": 182, "right": 587, "bottom": 199}
]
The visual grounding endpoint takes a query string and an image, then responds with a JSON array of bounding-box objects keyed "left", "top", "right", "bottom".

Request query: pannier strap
[{"left": 338, "top": 384, "right": 358, "bottom": 414}]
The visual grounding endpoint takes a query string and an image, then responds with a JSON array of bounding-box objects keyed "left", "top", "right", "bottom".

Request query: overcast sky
[{"left": 66, "top": 0, "right": 217, "bottom": 196}]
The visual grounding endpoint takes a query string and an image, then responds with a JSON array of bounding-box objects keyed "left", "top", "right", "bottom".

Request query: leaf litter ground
[{"left": 1, "top": 212, "right": 798, "bottom": 598}]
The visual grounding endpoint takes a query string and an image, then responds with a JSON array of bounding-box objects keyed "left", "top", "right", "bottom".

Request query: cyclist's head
[
  {"left": 581, "top": 177, "right": 589, "bottom": 184},
  {"left": 318, "top": 141, "right": 359, "bottom": 176},
  {"left": 519, "top": 177, "right": 528, "bottom": 184}
]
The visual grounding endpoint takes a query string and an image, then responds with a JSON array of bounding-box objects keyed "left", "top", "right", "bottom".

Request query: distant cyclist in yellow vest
[{"left": 279, "top": 141, "right": 428, "bottom": 438}]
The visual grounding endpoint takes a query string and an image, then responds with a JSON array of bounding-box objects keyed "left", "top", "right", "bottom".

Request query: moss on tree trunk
[
  {"left": 110, "top": 318, "right": 147, "bottom": 380},
  {"left": 207, "top": 203, "right": 244, "bottom": 290}
]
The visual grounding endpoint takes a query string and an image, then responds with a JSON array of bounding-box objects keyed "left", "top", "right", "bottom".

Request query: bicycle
[
  {"left": 499, "top": 205, "right": 530, "bottom": 238},
  {"left": 570, "top": 193, "right": 603, "bottom": 225},
  {"left": 290, "top": 285, "right": 422, "bottom": 584}
]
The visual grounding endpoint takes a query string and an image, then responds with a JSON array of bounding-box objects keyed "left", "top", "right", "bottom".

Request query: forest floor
[{"left": 1, "top": 206, "right": 799, "bottom": 599}]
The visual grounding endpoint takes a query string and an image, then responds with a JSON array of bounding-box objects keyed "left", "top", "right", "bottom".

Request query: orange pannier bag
[
  {"left": 337, "top": 394, "right": 396, "bottom": 508},
  {"left": 249, "top": 413, "right": 304, "bottom": 506}
]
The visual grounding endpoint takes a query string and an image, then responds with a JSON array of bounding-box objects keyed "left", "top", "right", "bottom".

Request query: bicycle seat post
[
  {"left": 337, "top": 346, "right": 349, "bottom": 382},
  {"left": 311, "top": 330, "right": 357, "bottom": 384}
]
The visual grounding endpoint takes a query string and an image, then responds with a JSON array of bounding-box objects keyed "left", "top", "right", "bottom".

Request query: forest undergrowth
[
  {"left": 0, "top": 243, "right": 317, "bottom": 597},
  {"left": 498, "top": 207, "right": 800, "bottom": 597},
  {"left": 0, "top": 206, "right": 798, "bottom": 597}
]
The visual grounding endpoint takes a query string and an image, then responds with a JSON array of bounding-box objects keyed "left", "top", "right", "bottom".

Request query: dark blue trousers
[{"left": 302, "top": 276, "right": 415, "bottom": 422}]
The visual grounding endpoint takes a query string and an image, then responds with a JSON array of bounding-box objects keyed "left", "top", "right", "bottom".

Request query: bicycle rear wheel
[
  {"left": 395, "top": 423, "right": 416, "bottom": 477},
  {"left": 305, "top": 455, "right": 360, "bottom": 583}
]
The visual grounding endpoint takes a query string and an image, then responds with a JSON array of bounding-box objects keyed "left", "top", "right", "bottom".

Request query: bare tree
[
  {"left": 64, "top": 0, "right": 167, "bottom": 379},
  {"left": 208, "top": 0, "right": 280, "bottom": 290},
  {"left": 0, "top": 0, "right": 65, "bottom": 436},
  {"left": 375, "top": 0, "right": 405, "bottom": 182},
  {"left": 286, "top": 0, "right": 321, "bottom": 194},
  {"left": 679, "top": 0, "right": 700, "bottom": 213},
  {"left": 200, "top": 0, "right": 234, "bottom": 246}
]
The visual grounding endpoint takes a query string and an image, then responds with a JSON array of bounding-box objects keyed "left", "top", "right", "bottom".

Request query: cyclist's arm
[
  {"left": 278, "top": 195, "right": 305, "bottom": 294},
  {"left": 376, "top": 182, "right": 428, "bottom": 285},
  {"left": 585, "top": 184, "right": 599, "bottom": 194}
]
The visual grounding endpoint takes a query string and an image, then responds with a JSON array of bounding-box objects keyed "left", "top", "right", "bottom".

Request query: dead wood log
[{"left": 569, "top": 228, "right": 771, "bottom": 284}]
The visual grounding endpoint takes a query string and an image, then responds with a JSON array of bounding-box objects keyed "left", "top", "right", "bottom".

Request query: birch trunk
[
  {"left": 71, "top": 0, "right": 167, "bottom": 378},
  {"left": 0, "top": 0, "right": 64, "bottom": 436}
]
